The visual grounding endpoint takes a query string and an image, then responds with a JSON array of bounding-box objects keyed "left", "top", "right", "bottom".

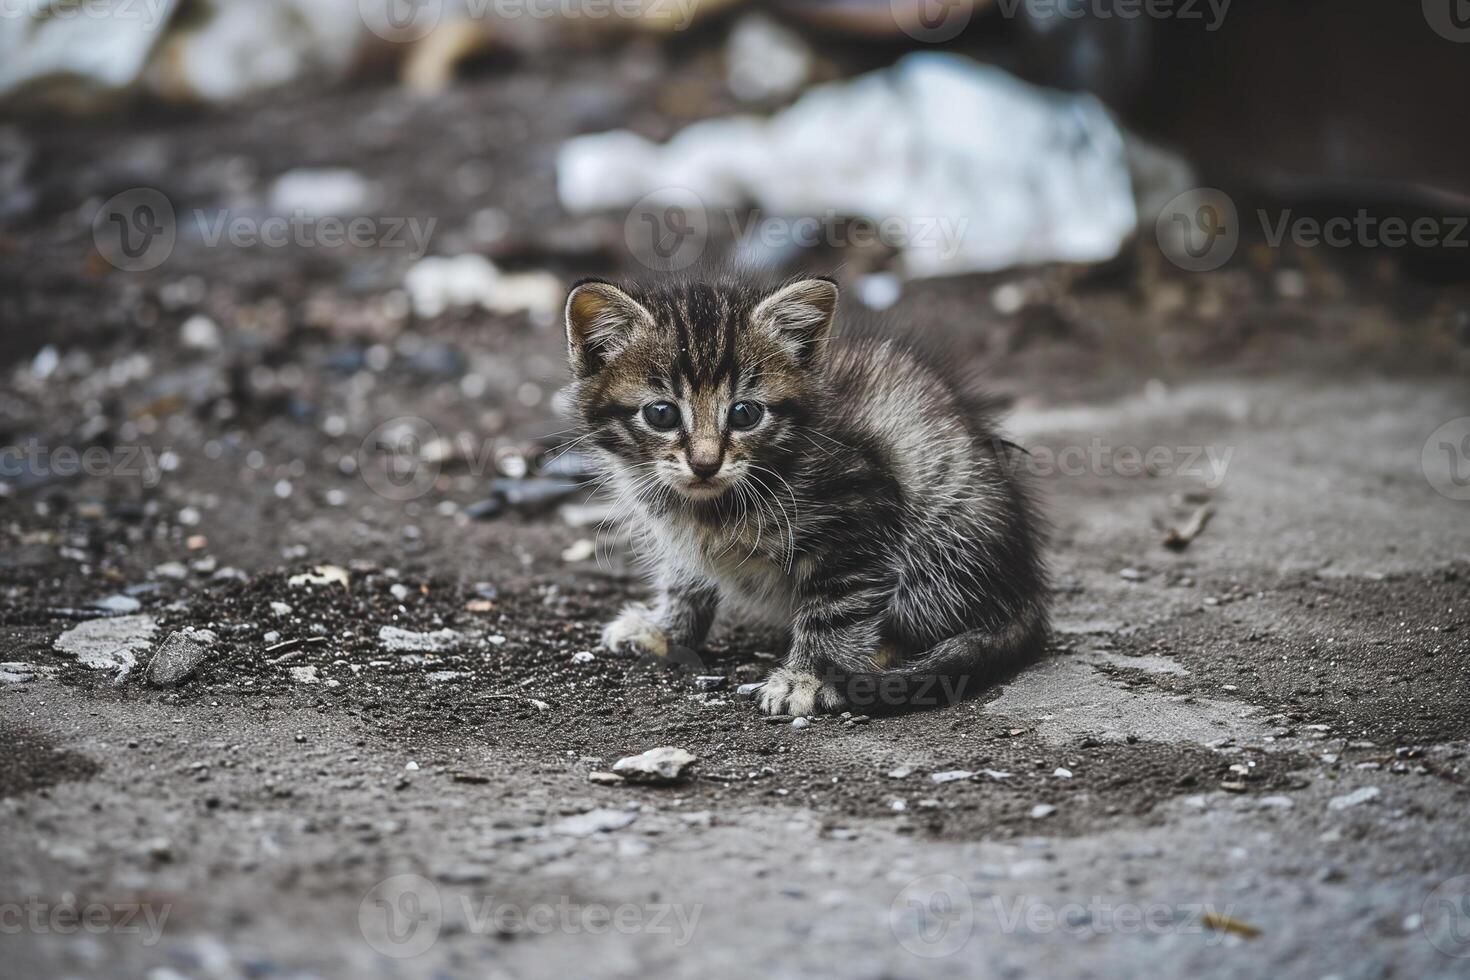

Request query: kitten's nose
[
  {"left": 688, "top": 442, "right": 722, "bottom": 480},
  {"left": 688, "top": 457, "right": 722, "bottom": 481}
]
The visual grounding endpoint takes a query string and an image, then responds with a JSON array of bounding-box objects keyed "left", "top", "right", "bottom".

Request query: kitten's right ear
[
  {"left": 752, "top": 277, "right": 839, "bottom": 363},
  {"left": 564, "top": 279, "right": 652, "bottom": 377}
]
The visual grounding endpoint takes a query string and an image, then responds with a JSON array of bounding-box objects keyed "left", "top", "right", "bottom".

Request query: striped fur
[{"left": 563, "top": 274, "right": 1048, "bottom": 716}]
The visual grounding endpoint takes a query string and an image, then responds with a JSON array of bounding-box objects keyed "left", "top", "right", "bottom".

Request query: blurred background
[
  {"left": 3, "top": 0, "right": 1468, "bottom": 514},
  {"left": 5, "top": 5, "right": 1470, "bottom": 979}
]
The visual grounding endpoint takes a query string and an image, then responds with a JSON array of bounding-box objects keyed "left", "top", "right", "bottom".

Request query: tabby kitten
[{"left": 562, "top": 275, "right": 1047, "bottom": 716}]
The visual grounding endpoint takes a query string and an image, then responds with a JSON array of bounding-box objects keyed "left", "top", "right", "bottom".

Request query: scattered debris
[
  {"left": 405, "top": 254, "right": 562, "bottom": 321},
  {"left": 1163, "top": 505, "right": 1215, "bottom": 552},
  {"left": 288, "top": 565, "right": 350, "bottom": 589},
  {"left": 561, "top": 539, "right": 595, "bottom": 563},
  {"left": 552, "top": 808, "right": 638, "bottom": 837},
  {"left": 735, "top": 682, "right": 764, "bottom": 700},
  {"left": 1053, "top": 767, "right": 1073, "bottom": 779},
  {"left": 53, "top": 615, "right": 157, "bottom": 671},
  {"left": 268, "top": 168, "right": 373, "bottom": 217},
  {"left": 377, "top": 625, "right": 463, "bottom": 653},
  {"left": 145, "top": 629, "right": 215, "bottom": 687},
  {"left": 693, "top": 675, "right": 726, "bottom": 691},
  {"left": 451, "top": 771, "right": 490, "bottom": 785},
  {"left": 180, "top": 314, "right": 222, "bottom": 351},
  {"left": 93, "top": 594, "right": 143, "bottom": 614},
  {"left": 588, "top": 771, "right": 624, "bottom": 786},
  {"left": 930, "top": 770, "right": 975, "bottom": 784},
  {"left": 1327, "top": 786, "right": 1381, "bottom": 811},
  {"left": 1200, "top": 911, "right": 1262, "bottom": 939},
  {"left": 790, "top": 717, "right": 810, "bottom": 730},
  {"left": 288, "top": 665, "right": 321, "bottom": 684},
  {"left": 612, "top": 746, "right": 697, "bottom": 785},
  {"left": 266, "top": 636, "right": 329, "bottom": 658},
  {"left": 1029, "top": 804, "right": 1058, "bottom": 819},
  {"left": 725, "top": 12, "right": 812, "bottom": 104}
]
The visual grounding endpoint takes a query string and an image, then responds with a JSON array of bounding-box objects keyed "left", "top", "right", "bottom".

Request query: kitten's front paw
[
  {"left": 758, "top": 667, "right": 843, "bottom": 717},
  {"left": 601, "top": 604, "right": 669, "bottom": 659}
]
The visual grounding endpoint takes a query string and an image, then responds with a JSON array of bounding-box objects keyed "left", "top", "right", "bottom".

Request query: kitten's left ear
[{"left": 752, "top": 277, "right": 839, "bottom": 363}]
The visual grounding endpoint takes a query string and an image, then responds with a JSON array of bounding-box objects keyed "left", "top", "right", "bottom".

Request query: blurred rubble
[
  {"left": 724, "top": 12, "right": 812, "bottom": 105},
  {"left": 0, "top": 0, "right": 747, "bottom": 107},
  {"left": 559, "top": 54, "right": 1169, "bottom": 276}
]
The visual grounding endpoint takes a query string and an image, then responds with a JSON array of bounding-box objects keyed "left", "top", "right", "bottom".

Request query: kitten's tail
[
  {"left": 899, "top": 602, "right": 1049, "bottom": 679},
  {"left": 839, "top": 604, "right": 1048, "bottom": 713}
]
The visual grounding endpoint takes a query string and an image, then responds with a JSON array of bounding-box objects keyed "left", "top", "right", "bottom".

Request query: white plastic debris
[
  {"left": 0, "top": 0, "right": 180, "bottom": 104},
  {"left": 558, "top": 54, "right": 1145, "bottom": 277},
  {"left": 930, "top": 770, "right": 974, "bottom": 784},
  {"left": 405, "top": 254, "right": 562, "bottom": 321},
  {"left": 268, "top": 167, "right": 374, "bottom": 217},
  {"left": 561, "top": 539, "right": 595, "bottom": 563},
  {"left": 147, "top": 0, "right": 365, "bottom": 104},
  {"left": 1327, "top": 786, "right": 1381, "bottom": 811},
  {"left": 288, "top": 565, "right": 349, "bottom": 589},
  {"left": 179, "top": 314, "right": 222, "bottom": 351},
  {"left": 377, "top": 626, "right": 463, "bottom": 653},
  {"left": 725, "top": 12, "right": 812, "bottom": 104}
]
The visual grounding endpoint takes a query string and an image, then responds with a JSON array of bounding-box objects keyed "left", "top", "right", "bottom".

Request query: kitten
[{"left": 561, "top": 274, "right": 1048, "bottom": 716}]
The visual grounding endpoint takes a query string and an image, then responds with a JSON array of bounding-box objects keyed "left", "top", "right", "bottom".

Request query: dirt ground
[{"left": 3, "top": 54, "right": 1470, "bottom": 980}]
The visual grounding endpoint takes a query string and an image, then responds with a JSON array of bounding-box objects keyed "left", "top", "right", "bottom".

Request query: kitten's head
[{"left": 562, "top": 277, "right": 837, "bottom": 503}]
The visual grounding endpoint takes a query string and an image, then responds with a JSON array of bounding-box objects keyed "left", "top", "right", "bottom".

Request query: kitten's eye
[
  {"left": 641, "top": 401, "right": 681, "bottom": 430},
  {"left": 728, "top": 401, "right": 764, "bottom": 430}
]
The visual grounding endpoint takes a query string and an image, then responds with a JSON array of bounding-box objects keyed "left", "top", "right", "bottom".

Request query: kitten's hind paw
[
  {"left": 758, "top": 667, "right": 843, "bottom": 717},
  {"left": 601, "top": 604, "right": 669, "bottom": 659}
]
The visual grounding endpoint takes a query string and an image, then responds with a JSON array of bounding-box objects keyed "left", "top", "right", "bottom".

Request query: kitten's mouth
[{"left": 679, "top": 478, "right": 729, "bottom": 500}]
